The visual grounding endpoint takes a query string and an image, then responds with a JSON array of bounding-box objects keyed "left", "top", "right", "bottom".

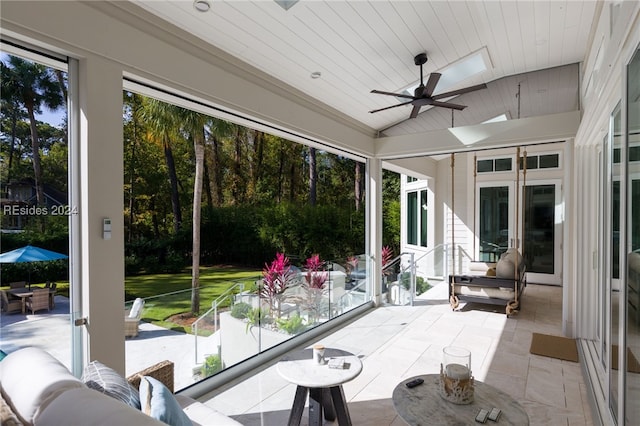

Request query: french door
[{"left": 477, "top": 180, "right": 562, "bottom": 285}]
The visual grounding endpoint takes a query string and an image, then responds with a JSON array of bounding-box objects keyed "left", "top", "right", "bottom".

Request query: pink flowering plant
[
  {"left": 381, "top": 246, "right": 394, "bottom": 276},
  {"left": 261, "top": 252, "right": 296, "bottom": 319},
  {"left": 303, "top": 254, "right": 328, "bottom": 290},
  {"left": 300, "top": 254, "right": 329, "bottom": 323}
]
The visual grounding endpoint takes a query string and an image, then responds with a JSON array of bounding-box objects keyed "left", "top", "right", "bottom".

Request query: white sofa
[{"left": 0, "top": 347, "right": 241, "bottom": 426}]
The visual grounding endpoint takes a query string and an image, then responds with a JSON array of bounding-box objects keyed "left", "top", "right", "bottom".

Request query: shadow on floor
[{"left": 231, "top": 398, "right": 399, "bottom": 426}]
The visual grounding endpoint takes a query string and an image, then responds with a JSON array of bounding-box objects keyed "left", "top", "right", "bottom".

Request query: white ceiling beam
[{"left": 375, "top": 110, "right": 581, "bottom": 159}]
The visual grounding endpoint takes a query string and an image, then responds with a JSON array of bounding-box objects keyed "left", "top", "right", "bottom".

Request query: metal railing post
[{"left": 410, "top": 252, "right": 416, "bottom": 306}]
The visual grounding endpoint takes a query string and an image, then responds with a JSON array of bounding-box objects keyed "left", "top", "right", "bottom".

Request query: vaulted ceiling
[{"left": 133, "top": 0, "right": 598, "bottom": 138}]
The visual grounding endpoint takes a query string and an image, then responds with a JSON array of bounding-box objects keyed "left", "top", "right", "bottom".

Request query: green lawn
[
  {"left": 2, "top": 266, "right": 261, "bottom": 334},
  {"left": 126, "top": 266, "right": 261, "bottom": 333}
]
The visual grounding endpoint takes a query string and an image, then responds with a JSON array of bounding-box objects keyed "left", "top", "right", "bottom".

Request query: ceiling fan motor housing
[{"left": 414, "top": 53, "right": 428, "bottom": 66}]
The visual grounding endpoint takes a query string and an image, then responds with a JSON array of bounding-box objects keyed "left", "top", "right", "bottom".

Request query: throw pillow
[
  {"left": 0, "top": 349, "right": 7, "bottom": 361},
  {"left": 139, "top": 376, "right": 192, "bottom": 426},
  {"left": 0, "top": 393, "right": 23, "bottom": 426},
  {"left": 82, "top": 360, "right": 141, "bottom": 409}
]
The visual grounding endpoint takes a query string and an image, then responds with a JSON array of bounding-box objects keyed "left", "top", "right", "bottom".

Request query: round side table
[
  {"left": 392, "top": 374, "right": 529, "bottom": 426},
  {"left": 277, "top": 348, "right": 362, "bottom": 426}
]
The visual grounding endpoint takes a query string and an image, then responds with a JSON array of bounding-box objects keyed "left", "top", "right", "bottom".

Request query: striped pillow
[{"left": 82, "top": 361, "right": 141, "bottom": 409}]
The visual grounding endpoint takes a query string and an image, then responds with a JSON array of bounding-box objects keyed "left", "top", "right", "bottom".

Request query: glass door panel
[
  {"left": 478, "top": 185, "right": 511, "bottom": 262},
  {"left": 478, "top": 181, "right": 562, "bottom": 284},
  {"left": 609, "top": 102, "right": 622, "bottom": 423},
  {"left": 523, "top": 182, "right": 562, "bottom": 285},
  {"left": 626, "top": 46, "right": 640, "bottom": 425}
]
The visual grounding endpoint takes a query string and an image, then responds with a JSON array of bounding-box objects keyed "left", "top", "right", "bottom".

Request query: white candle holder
[{"left": 438, "top": 346, "right": 474, "bottom": 404}]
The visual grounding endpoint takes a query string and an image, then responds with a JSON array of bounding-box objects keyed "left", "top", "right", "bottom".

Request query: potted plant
[
  {"left": 260, "top": 253, "right": 296, "bottom": 319},
  {"left": 300, "top": 254, "right": 329, "bottom": 324}
]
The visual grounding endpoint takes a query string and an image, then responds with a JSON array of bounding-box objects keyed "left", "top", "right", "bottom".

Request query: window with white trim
[{"left": 407, "top": 189, "right": 428, "bottom": 247}]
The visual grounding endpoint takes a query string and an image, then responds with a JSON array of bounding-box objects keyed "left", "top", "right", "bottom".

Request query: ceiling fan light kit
[{"left": 370, "top": 53, "right": 488, "bottom": 119}]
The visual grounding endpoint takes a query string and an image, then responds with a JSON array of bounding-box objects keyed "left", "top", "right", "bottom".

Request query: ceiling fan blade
[
  {"left": 369, "top": 100, "right": 414, "bottom": 114},
  {"left": 431, "top": 100, "right": 467, "bottom": 110},
  {"left": 424, "top": 72, "right": 441, "bottom": 97},
  {"left": 409, "top": 105, "right": 421, "bottom": 119},
  {"left": 371, "top": 89, "right": 415, "bottom": 100},
  {"left": 432, "top": 83, "right": 488, "bottom": 100}
]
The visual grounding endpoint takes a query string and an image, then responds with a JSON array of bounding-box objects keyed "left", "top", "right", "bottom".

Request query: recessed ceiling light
[
  {"left": 310, "top": 71, "right": 322, "bottom": 79},
  {"left": 194, "top": 0, "right": 211, "bottom": 12}
]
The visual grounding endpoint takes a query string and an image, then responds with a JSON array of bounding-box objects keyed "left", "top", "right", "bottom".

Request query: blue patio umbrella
[{"left": 0, "top": 245, "right": 68, "bottom": 287}]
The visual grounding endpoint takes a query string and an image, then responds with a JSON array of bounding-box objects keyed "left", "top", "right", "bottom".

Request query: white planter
[{"left": 219, "top": 312, "right": 290, "bottom": 367}]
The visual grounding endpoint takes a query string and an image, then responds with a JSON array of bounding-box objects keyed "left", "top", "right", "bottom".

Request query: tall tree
[
  {"left": 355, "top": 162, "right": 362, "bottom": 211},
  {"left": 180, "top": 109, "right": 209, "bottom": 315},
  {"left": 309, "top": 147, "right": 317, "bottom": 206},
  {"left": 2, "top": 56, "right": 64, "bottom": 206},
  {"left": 141, "top": 98, "right": 183, "bottom": 233},
  {"left": 0, "top": 71, "right": 28, "bottom": 183},
  {"left": 231, "top": 125, "right": 246, "bottom": 205}
]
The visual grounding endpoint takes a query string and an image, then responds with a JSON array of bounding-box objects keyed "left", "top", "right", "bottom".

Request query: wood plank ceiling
[{"left": 133, "top": 0, "right": 597, "bottom": 138}]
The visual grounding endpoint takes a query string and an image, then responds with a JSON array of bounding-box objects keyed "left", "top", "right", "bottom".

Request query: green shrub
[
  {"left": 230, "top": 302, "right": 252, "bottom": 319},
  {"left": 276, "top": 314, "right": 306, "bottom": 335},
  {"left": 245, "top": 307, "right": 269, "bottom": 332},
  {"left": 201, "top": 354, "right": 223, "bottom": 377},
  {"left": 400, "top": 273, "right": 431, "bottom": 295}
]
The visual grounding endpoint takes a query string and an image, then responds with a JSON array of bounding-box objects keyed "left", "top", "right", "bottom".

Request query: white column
[
  {"left": 78, "top": 55, "right": 125, "bottom": 373},
  {"left": 367, "top": 158, "right": 383, "bottom": 305},
  {"left": 563, "top": 138, "right": 575, "bottom": 337}
]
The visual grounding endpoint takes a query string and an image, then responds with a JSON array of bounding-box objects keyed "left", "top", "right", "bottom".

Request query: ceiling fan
[{"left": 369, "top": 53, "right": 488, "bottom": 119}]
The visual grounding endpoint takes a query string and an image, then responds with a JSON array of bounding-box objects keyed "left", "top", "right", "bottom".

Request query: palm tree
[
  {"left": 309, "top": 147, "right": 317, "bottom": 206},
  {"left": 180, "top": 109, "right": 209, "bottom": 315},
  {"left": 2, "top": 56, "right": 64, "bottom": 206},
  {"left": 0, "top": 63, "right": 28, "bottom": 182},
  {"left": 141, "top": 98, "right": 183, "bottom": 233}
]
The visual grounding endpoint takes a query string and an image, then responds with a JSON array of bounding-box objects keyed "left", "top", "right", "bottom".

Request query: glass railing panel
[{"left": 127, "top": 256, "right": 372, "bottom": 391}]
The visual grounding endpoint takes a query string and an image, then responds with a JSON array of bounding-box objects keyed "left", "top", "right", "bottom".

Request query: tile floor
[{"left": 205, "top": 283, "right": 594, "bottom": 426}]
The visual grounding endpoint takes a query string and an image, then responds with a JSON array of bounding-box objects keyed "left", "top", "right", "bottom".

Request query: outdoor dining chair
[
  {"left": 9, "top": 281, "right": 26, "bottom": 289},
  {"left": 48, "top": 282, "right": 57, "bottom": 309},
  {"left": 26, "top": 288, "right": 50, "bottom": 314},
  {"left": 0, "top": 290, "right": 22, "bottom": 314}
]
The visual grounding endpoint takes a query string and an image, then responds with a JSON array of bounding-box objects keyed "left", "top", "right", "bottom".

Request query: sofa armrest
[
  {"left": 0, "top": 347, "right": 85, "bottom": 425},
  {"left": 174, "top": 395, "right": 242, "bottom": 426},
  {"left": 127, "top": 360, "right": 174, "bottom": 394},
  {"left": 35, "top": 388, "right": 165, "bottom": 426}
]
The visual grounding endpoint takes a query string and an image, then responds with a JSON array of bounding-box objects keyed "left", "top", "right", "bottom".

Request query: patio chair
[
  {"left": 125, "top": 298, "right": 145, "bottom": 338},
  {"left": 48, "top": 282, "right": 57, "bottom": 309},
  {"left": 0, "top": 290, "right": 22, "bottom": 314},
  {"left": 26, "top": 288, "right": 50, "bottom": 314}
]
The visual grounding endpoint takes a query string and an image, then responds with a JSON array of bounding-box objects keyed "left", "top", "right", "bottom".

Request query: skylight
[
  {"left": 274, "top": 0, "right": 299, "bottom": 10},
  {"left": 483, "top": 113, "right": 509, "bottom": 123},
  {"left": 399, "top": 47, "right": 491, "bottom": 98}
]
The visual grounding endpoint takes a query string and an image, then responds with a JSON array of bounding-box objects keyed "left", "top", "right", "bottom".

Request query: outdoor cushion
[
  {"left": 0, "top": 347, "right": 84, "bottom": 425},
  {"left": 139, "top": 376, "right": 192, "bottom": 426},
  {"left": 34, "top": 388, "right": 164, "bottom": 426},
  {"left": 129, "top": 298, "right": 144, "bottom": 319},
  {"left": 82, "top": 361, "right": 141, "bottom": 409}
]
